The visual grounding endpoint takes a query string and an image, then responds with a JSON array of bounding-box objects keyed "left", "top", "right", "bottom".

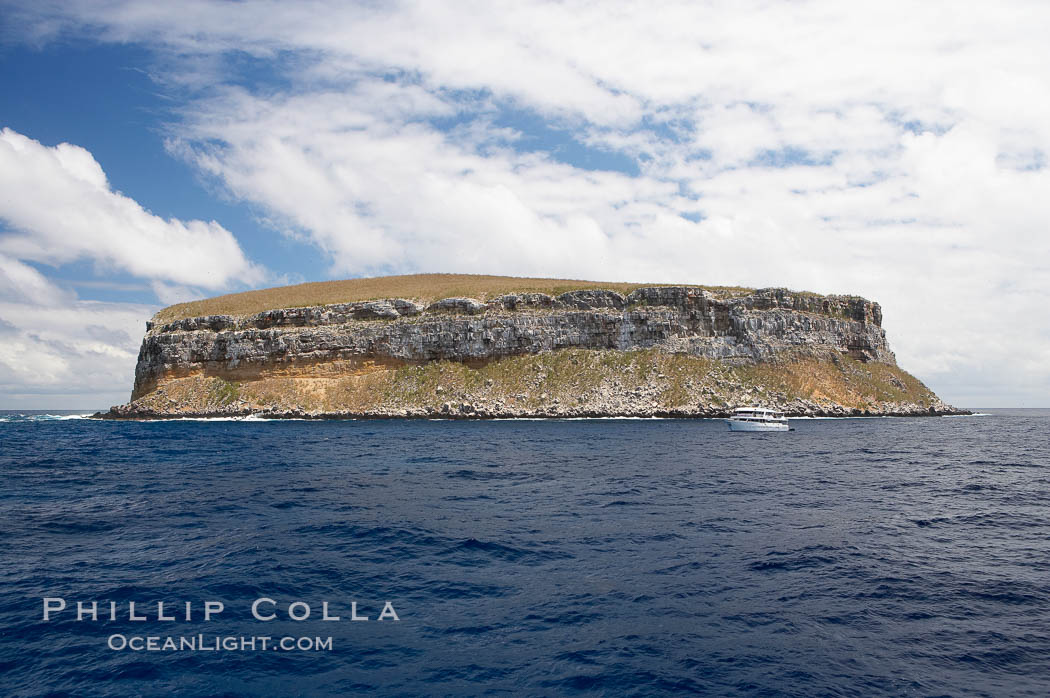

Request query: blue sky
[
  {"left": 1, "top": 1, "right": 1048, "bottom": 408},
  {"left": 2, "top": 40, "right": 346, "bottom": 303}
]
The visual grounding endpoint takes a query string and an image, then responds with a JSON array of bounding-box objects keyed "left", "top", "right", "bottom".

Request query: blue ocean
[{"left": 2, "top": 410, "right": 1048, "bottom": 696}]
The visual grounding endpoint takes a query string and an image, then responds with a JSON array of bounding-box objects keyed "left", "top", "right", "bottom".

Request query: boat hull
[{"left": 726, "top": 419, "right": 789, "bottom": 432}]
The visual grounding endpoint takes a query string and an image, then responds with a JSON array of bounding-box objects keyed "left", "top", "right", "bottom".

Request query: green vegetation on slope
[{"left": 131, "top": 348, "right": 940, "bottom": 416}]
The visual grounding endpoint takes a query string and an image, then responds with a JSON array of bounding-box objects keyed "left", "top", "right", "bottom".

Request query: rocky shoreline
[
  {"left": 105, "top": 284, "right": 964, "bottom": 420},
  {"left": 95, "top": 403, "right": 969, "bottom": 420}
]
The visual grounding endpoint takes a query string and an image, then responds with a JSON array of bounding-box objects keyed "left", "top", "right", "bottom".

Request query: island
[{"left": 99, "top": 274, "right": 966, "bottom": 419}]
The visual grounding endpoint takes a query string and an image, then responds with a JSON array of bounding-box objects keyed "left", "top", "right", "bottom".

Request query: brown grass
[
  {"left": 134, "top": 348, "right": 938, "bottom": 416},
  {"left": 737, "top": 356, "right": 937, "bottom": 408},
  {"left": 153, "top": 273, "right": 756, "bottom": 323}
]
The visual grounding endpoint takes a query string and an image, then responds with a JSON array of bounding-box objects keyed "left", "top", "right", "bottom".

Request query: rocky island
[{"left": 101, "top": 274, "right": 964, "bottom": 419}]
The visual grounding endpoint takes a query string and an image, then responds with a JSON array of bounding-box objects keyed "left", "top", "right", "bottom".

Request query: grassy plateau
[{"left": 153, "top": 273, "right": 756, "bottom": 324}]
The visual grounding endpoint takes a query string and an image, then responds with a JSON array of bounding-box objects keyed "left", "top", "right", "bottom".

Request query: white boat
[{"left": 726, "top": 407, "right": 789, "bottom": 431}]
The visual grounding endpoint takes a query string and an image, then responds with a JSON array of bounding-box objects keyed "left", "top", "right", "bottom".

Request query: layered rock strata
[{"left": 105, "top": 286, "right": 962, "bottom": 419}]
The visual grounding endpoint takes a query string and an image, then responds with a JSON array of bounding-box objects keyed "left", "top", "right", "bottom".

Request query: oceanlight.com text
[{"left": 107, "top": 634, "right": 333, "bottom": 652}]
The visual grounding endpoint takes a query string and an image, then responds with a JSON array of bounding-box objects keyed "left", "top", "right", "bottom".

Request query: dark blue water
[{"left": 2, "top": 410, "right": 1049, "bottom": 696}]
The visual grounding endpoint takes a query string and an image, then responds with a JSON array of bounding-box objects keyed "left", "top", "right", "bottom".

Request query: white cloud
[
  {"left": 150, "top": 280, "right": 205, "bottom": 306},
  {"left": 0, "top": 128, "right": 266, "bottom": 408},
  {"left": 0, "top": 254, "right": 152, "bottom": 409},
  {"left": 0, "top": 128, "right": 263, "bottom": 290},
  {"left": 7, "top": 0, "right": 1050, "bottom": 404},
  {"left": 0, "top": 254, "right": 72, "bottom": 307}
]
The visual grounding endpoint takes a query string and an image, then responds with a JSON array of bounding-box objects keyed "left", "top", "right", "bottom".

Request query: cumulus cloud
[
  {"left": 0, "top": 127, "right": 269, "bottom": 407},
  {"left": 0, "top": 254, "right": 150, "bottom": 408},
  {"left": 7, "top": 0, "right": 1050, "bottom": 404},
  {"left": 0, "top": 128, "right": 263, "bottom": 289},
  {"left": 0, "top": 128, "right": 269, "bottom": 407}
]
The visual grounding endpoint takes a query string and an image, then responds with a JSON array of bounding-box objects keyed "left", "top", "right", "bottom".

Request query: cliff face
[{"left": 109, "top": 285, "right": 958, "bottom": 419}]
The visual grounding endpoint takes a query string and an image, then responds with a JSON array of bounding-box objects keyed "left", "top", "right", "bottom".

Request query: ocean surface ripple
[{"left": 1, "top": 410, "right": 1048, "bottom": 696}]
